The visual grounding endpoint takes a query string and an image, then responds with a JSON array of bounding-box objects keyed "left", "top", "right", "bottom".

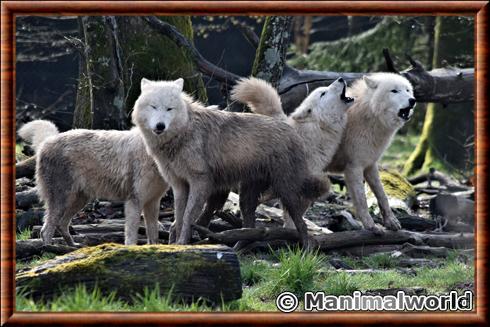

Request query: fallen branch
[
  {"left": 16, "top": 188, "right": 39, "bottom": 210},
  {"left": 142, "top": 15, "right": 473, "bottom": 111},
  {"left": 16, "top": 156, "right": 36, "bottom": 179},
  {"left": 193, "top": 225, "right": 474, "bottom": 251},
  {"left": 143, "top": 16, "right": 240, "bottom": 85}
]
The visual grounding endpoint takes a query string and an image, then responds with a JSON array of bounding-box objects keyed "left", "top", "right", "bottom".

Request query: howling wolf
[
  {"left": 231, "top": 76, "right": 354, "bottom": 227},
  {"left": 327, "top": 73, "right": 416, "bottom": 233},
  {"left": 132, "top": 78, "right": 328, "bottom": 248},
  {"left": 18, "top": 120, "right": 169, "bottom": 246}
]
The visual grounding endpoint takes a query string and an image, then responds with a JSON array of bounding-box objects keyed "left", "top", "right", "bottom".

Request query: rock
[
  {"left": 430, "top": 193, "right": 474, "bottom": 225},
  {"left": 366, "top": 169, "right": 416, "bottom": 214},
  {"left": 16, "top": 243, "right": 242, "bottom": 303}
]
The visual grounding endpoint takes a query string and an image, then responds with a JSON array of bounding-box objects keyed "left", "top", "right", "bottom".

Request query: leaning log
[{"left": 16, "top": 243, "right": 242, "bottom": 303}]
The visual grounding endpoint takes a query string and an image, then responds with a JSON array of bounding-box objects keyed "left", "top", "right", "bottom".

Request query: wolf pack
[{"left": 18, "top": 72, "right": 416, "bottom": 250}]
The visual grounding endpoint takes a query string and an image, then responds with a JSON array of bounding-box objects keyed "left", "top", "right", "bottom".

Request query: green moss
[
  {"left": 118, "top": 17, "right": 207, "bottom": 106},
  {"left": 17, "top": 243, "right": 235, "bottom": 302},
  {"left": 366, "top": 169, "right": 415, "bottom": 202}
]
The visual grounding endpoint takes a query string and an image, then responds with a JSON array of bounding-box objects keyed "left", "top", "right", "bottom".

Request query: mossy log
[
  {"left": 16, "top": 243, "right": 242, "bottom": 303},
  {"left": 366, "top": 169, "right": 416, "bottom": 213}
]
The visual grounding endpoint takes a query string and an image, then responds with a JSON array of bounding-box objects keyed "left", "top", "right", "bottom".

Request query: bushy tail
[
  {"left": 301, "top": 174, "right": 330, "bottom": 200},
  {"left": 230, "top": 77, "right": 286, "bottom": 120},
  {"left": 18, "top": 120, "right": 59, "bottom": 153}
]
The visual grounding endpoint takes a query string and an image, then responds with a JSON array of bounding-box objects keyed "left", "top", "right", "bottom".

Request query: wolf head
[
  {"left": 132, "top": 78, "right": 188, "bottom": 136},
  {"left": 291, "top": 77, "right": 354, "bottom": 123},
  {"left": 362, "top": 73, "right": 416, "bottom": 128}
]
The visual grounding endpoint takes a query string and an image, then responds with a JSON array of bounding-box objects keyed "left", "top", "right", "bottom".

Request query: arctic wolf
[
  {"left": 327, "top": 73, "right": 416, "bottom": 233},
  {"left": 18, "top": 120, "right": 169, "bottom": 246},
  {"left": 231, "top": 76, "right": 354, "bottom": 227},
  {"left": 132, "top": 78, "right": 328, "bottom": 248}
]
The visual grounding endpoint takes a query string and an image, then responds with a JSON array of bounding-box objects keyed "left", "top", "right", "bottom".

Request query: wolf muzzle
[{"left": 339, "top": 78, "right": 354, "bottom": 104}]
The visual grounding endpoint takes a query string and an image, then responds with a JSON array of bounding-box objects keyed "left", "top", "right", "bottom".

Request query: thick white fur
[
  {"left": 328, "top": 73, "right": 416, "bottom": 233},
  {"left": 231, "top": 77, "right": 351, "bottom": 227},
  {"left": 18, "top": 120, "right": 59, "bottom": 152},
  {"left": 18, "top": 120, "right": 169, "bottom": 246}
]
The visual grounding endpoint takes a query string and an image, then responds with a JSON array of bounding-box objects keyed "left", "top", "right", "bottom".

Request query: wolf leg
[
  {"left": 169, "top": 180, "right": 189, "bottom": 244},
  {"left": 364, "top": 164, "right": 401, "bottom": 231},
  {"left": 282, "top": 197, "right": 316, "bottom": 250},
  {"left": 143, "top": 198, "right": 161, "bottom": 244},
  {"left": 124, "top": 199, "right": 142, "bottom": 245},
  {"left": 57, "top": 194, "right": 87, "bottom": 247},
  {"left": 176, "top": 181, "right": 209, "bottom": 244},
  {"left": 344, "top": 165, "right": 384, "bottom": 235},
  {"left": 40, "top": 209, "right": 57, "bottom": 245},
  {"left": 194, "top": 190, "right": 229, "bottom": 227}
]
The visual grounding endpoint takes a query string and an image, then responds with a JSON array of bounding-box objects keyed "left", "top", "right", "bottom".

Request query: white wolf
[
  {"left": 132, "top": 78, "right": 328, "bottom": 248},
  {"left": 18, "top": 120, "right": 169, "bottom": 246},
  {"left": 327, "top": 73, "right": 416, "bottom": 233},
  {"left": 231, "top": 76, "right": 354, "bottom": 227}
]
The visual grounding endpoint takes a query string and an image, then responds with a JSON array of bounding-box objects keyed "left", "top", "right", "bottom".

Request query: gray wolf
[
  {"left": 328, "top": 73, "right": 416, "bottom": 234},
  {"left": 132, "top": 78, "right": 328, "bottom": 248},
  {"left": 18, "top": 120, "right": 169, "bottom": 246},
  {"left": 231, "top": 76, "right": 353, "bottom": 228}
]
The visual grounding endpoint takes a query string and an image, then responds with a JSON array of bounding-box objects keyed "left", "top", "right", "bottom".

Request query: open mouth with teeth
[
  {"left": 398, "top": 107, "right": 413, "bottom": 121},
  {"left": 340, "top": 81, "right": 354, "bottom": 104}
]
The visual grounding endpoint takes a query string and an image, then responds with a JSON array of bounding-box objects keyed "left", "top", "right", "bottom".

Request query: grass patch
[
  {"left": 269, "top": 246, "right": 325, "bottom": 296},
  {"left": 16, "top": 249, "right": 474, "bottom": 312},
  {"left": 364, "top": 253, "right": 399, "bottom": 269},
  {"left": 16, "top": 227, "right": 32, "bottom": 241},
  {"left": 240, "top": 256, "right": 270, "bottom": 286},
  {"left": 382, "top": 133, "right": 420, "bottom": 172}
]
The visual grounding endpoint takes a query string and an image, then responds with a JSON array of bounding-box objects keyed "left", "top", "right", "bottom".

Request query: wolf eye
[
  {"left": 307, "top": 109, "right": 312, "bottom": 114},
  {"left": 320, "top": 91, "right": 326, "bottom": 97},
  {"left": 150, "top": 105, "right": 157, "bottom": 109},
  {"left": 167, "top": 107, "right": 174, "bottom": 111},
  {"left": 391, "top": 89, "right": 398, "bottom": 93}
]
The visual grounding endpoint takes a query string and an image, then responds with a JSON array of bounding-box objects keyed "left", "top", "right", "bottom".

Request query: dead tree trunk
[{"left": 73, "top": 16, "right": 207, "bottom": 130}]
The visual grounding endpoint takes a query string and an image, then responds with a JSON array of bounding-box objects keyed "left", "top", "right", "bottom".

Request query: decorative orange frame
[{"left": 1, "top": 1, "right": 488, "bottom": 325}]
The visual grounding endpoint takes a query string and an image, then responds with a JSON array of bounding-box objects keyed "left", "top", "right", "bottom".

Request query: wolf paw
[
  {"left": 384, "top": 217, "right": 402, "bottom": 231},
  {"left": 366, "top": 223, "right": 385, "bottom": 236},
  {"left": 169, "top": 224, "right": 177, "bottom": 244}
]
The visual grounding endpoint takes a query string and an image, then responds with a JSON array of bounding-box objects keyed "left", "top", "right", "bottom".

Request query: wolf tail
[
  {"left": 18, "top": 120, "right": 59, "bottom": 153},
  {"left": 230, "top": 77, "right": 286, "bottom": 120},
  {"left": 301, "top": 175, "right": 330, "bottom": 200}
]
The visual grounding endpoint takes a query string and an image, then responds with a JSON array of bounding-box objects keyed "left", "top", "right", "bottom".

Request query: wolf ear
[
  {"left": 141, "top": 78, "right": 151, "bottom": 90},
  {"left": 174, "top": 78, "right": 184, "bottom": 91},
  {"left": 291, "top": 107, "right": 311, "bottom": 122},
  {"left": 363, "top": 75, "right": 378, "bottom": 89}
]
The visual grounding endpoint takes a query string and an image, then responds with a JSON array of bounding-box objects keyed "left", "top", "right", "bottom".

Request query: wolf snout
[
  {"left": 408, "top": 98, "right": 416, "bottom": 107},
  {"left": 153, "top": 122, "right": 166, "bottom": 135}
]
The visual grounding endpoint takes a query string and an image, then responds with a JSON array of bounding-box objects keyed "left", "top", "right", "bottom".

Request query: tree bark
[
  {"left": 252, "top": 16, "right": 293, "bottom": 88},
  {"left": 73, "top": 16, "right": 207, "bottom": 130},
  {"left": 403, "top": 17, "right": 474, "bottom": 175},
  {"left": 17, "top": 244, "right": 242, "bottom": 303}
]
